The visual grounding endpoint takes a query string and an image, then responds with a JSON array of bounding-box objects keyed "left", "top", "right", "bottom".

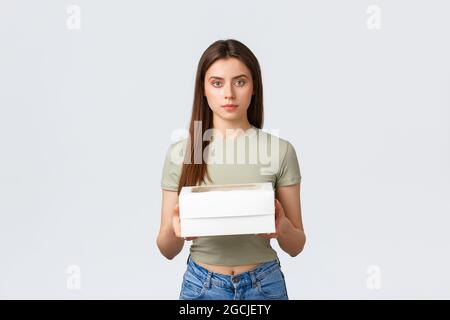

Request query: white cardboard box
[{"left": 179, "top": 182, "right": 275, "bottom": 237}]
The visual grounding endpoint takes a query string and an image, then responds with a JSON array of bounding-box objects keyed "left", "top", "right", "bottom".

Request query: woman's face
[{"left": 204, "top": 57, "right": 254, "bottom": 122}]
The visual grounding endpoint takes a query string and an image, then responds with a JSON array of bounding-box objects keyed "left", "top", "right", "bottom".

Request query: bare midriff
[{"left": 192, "top": 258, "right": 261, "bottom": 276}]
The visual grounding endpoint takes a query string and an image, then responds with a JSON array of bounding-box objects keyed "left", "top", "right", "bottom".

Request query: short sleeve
[
  {"left": 276, "top": 141, "right": 302, "bottom": 187},
  {"left": 161, "top": 143, "right": 183, "bottom": 191}
]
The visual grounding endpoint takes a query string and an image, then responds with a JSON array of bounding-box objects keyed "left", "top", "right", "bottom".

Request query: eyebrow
[{"left": 208, "top": 74, "right": 249, "bottom": 80}]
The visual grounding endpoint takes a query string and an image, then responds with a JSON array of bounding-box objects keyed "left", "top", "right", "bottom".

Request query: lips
[{"left": 222, "top": 104, "right": 238, "bottom": 108}]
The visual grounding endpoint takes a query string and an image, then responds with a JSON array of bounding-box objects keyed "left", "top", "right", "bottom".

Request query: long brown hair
[{"left": 177, "top": 39, "right": 264, "bottom": 194}]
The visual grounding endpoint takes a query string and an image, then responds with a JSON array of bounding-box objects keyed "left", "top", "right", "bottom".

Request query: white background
[{"left": 0, "top": 0, "right": 449, "bottom": 299}]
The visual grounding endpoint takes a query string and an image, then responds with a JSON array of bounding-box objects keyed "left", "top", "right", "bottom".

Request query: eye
[
  {"left": 235, "top": 79, "right": 246, "bottom": 86},
  {"left": 211, "top": 81, "right": 222, "bottom": 87}
]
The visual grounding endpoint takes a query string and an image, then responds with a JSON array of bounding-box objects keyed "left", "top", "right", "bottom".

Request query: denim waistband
[{"left": 186, "top": 255, "right": 282, "bottom": 289}]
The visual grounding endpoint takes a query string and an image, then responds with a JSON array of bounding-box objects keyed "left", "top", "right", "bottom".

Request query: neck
[{"left": 212, "top": 117, "right": 253, "bottom": 138}]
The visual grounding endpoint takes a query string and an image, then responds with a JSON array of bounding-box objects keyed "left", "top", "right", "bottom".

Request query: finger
[
  {"left": 275, "top": 199, "right": 284, "bottom": 217},
  {"left": 274, "top": 200, "right": 280, "bottom": 218},
  {"left": 275, "top": 199, "right": 281, "bottom": 209}
]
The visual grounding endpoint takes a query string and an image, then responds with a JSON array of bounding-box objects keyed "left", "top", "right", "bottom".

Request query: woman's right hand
[{"left": 172, "top": 204, "right": 198, "bottom": 241}]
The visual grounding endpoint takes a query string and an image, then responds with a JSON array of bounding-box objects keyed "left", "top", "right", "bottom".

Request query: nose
[{"left": 224, "top": 82, "right": 235, "bottom": 100}]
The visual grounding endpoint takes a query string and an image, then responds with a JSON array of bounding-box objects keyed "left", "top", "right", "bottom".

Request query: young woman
[{"left": 156, "top": 39, "right": 306, "bottom": 300}]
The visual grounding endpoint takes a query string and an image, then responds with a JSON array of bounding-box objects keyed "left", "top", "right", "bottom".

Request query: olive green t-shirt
[{"left": 160, "top": 126, "right": 301, "bottom": 266}]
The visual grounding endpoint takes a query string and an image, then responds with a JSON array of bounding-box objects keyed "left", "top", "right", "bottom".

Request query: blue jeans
[{"left": 179, "top": 256, "right": 289, "bottom": 300}]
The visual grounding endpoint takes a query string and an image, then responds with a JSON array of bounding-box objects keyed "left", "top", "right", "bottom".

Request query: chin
[{"left": 221, "top": 113, "right": 243, "bottom": 120}]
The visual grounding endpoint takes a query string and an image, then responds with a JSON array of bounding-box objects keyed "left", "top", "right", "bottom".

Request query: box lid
[{"left": 179, "top": 183, "right": 274, "bottom": 219}]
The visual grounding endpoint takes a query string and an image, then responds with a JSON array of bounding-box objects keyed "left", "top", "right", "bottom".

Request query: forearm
[
  {"left": 277, "top": 220, "right": 306, "bottom": 257},
  {"left": 157, "top": 227, "right": 185, "bottom": 260}
]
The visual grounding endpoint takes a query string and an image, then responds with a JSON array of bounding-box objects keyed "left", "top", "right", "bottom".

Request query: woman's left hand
[{"left": 256, "top": 199, "right": 291, "bottom": 238}]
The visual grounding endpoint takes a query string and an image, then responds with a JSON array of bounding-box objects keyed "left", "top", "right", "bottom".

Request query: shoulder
[
  {"left": 256, "top": 129, "right": 300, "bottom": 182},
  {"left": 164, "top": 137, "right": 189, "bottom": 166},
  {"left": 161, "top": 138, "right": 189, "bottom": 191},
  {"left": 256, "top": 128, "right": 294, "bottom": 156}
]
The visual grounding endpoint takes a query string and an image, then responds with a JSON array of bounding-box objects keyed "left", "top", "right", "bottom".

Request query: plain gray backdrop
[{"left": 0, "top": 0, "right": 449, "bottom": 299}]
